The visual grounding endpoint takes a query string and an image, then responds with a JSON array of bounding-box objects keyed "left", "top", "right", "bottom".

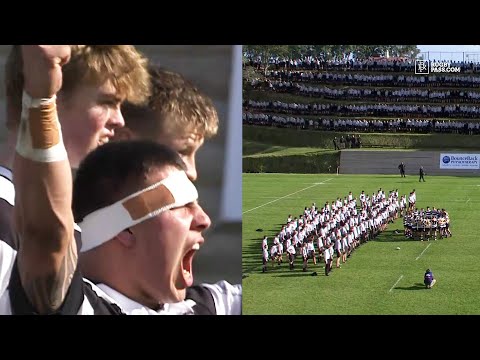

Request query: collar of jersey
[{"left": 95, "top": 283, "right": 195, "bottom": 315}]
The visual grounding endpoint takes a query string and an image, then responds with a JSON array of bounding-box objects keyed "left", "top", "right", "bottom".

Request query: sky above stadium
[{"left": 417, "top": 45, "right": 480, "bottom": 62}]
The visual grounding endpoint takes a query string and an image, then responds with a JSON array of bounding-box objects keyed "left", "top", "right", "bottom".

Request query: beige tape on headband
[
  {"left": 79, "top": 170, "right": 198, "bottom": 252},
  {"left": 122, "top": 184, "right": 175, "bottom": 220}
]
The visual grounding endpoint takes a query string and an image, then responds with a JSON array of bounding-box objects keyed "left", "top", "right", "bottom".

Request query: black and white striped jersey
[
  {"left": 1, "top": 241, "right": 241, "bottom": 315},
  {"left": 95, "top": 280, "right": 242, "bottom": 315},
  {"left": 0, "top": 166, "right": 15, "bottom": 249},
  {"left": 0, "top": 166, "right": 82, "bottom": 251},
  {"left": 0, "top": 241, "right": 124, "bottom": 315}
]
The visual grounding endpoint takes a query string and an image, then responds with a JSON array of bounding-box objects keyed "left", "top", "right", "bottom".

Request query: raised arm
[{"left": 13, "top": 45, "right": 76, "bottom": 314}]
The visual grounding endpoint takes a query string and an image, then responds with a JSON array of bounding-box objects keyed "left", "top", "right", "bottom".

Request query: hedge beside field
[
  {"left": 243, "top": 152, "right": 340, "bottom": 173},
  {"left": 243, "top": 125, "right": 480, "bottom": 149}
]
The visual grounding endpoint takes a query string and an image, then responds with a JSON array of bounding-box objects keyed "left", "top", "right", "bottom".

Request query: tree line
[{"left": 244, "top": 45, "right": 420, "bottom": 75}]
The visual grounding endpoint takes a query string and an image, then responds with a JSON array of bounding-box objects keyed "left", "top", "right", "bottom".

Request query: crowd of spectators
[
  {"left": 243, "top": 112, "right": 480, "bottom": 134},
  {"left": 244, "top": 57, "right": 480, "bottom": 136}
]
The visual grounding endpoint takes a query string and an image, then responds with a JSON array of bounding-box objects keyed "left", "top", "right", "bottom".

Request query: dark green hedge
[
  {"left": 243, "top": 125, "right": 480, "bottom": 149},
  {"left": 243, "top": 152, "right": 340, "bottom": 174}
]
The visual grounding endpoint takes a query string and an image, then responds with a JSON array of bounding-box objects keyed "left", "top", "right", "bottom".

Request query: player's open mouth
[{"left": 182, "top": 243, "right": 200, "bottom": 287}]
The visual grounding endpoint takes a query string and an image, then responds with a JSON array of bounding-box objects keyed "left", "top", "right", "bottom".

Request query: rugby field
[{"left": 242, "top": 173, "right": 480, "bottom": 314}]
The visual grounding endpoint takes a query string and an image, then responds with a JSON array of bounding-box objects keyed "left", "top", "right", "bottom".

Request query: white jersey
[
  {"left": 286, "top": 245, "right": 296, "bottom": 255},
  {"left": 270, "top": 245, "right": 278, "bottom": 257},
  {"left": 302, "top": 246, "right": 308, "bottom": 257},
  {"left": 335, "top": 239, "right": 342, "bottom": 252},
  {"left": 277, "top": 242, "right": 284, "bottom": 253},
  {"left": 323, "top": 247, "right": 331, "bottom": 261},
  {"left": 262, "top": 237, "right": 268, "bottom": 249},
  {"left": 317, "top": 237, "right": 323, "bottom": 250},
  {"left": 285, "top": 239, "right": 291, "bottom": 249}
]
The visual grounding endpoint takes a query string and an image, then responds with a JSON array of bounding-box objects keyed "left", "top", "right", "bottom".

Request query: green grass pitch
[{"left": 242, "top": 173, "right": 480, "bottom": 314}]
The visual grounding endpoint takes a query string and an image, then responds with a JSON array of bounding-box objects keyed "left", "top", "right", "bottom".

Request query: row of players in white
[{"left": 262, "top": 188, "right": 412, "bottom": 263}]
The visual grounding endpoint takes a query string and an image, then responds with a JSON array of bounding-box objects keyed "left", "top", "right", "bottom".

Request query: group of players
[
  {"left": 0, "top": 46, "right": 241, "bottom": 315},
  {"left": 261, "top": 188, "right": 409, "bottom": 276},
  {"left": 403, "top": 205, "right": 452, "bottom": 241}
]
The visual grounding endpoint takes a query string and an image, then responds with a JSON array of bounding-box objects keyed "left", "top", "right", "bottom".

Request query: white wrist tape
[
  {"left": 16, "top": 90, "right": 67, "bottom": 162},
  {"left": 79, "top": 170, "right": 198, "bottom": 252}
]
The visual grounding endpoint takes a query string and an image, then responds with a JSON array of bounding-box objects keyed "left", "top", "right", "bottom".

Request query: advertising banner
[{"left": 440, "top": 153, "right": 480, "bottom": 170}]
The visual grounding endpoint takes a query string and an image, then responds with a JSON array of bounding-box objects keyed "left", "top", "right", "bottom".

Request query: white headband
[{"left": 79, "top": 171, "right": 198, "bottom": 252}]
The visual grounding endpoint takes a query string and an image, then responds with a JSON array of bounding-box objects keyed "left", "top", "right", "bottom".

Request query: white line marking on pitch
[
  {"left": 416, "top": 243, "right": 432, "bottom": 261},
  {"left": 389, "top": 275, "right": 404, "bottom": 293},
  {"left": 243, "top": 178, "right": 333, "bottom": 214},
  {"left": 466, "top": 198, "right": 471, "bottom": 203}
]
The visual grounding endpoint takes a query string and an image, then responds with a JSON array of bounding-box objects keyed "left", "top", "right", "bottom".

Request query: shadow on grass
[
  {"left": 242, "top": 230, "right": 278, "bottom": 274},
  {"left": 272, "top": 272, "right": 320, "bottom": 278},
  {"left": 264, "top": 266, "right": 326, "bottom": 274},
  {"left": 372, "top": 228, "right": 420, "bottom": 243},
  {"left": 395, "top": 283, "right": 426, "bottom": 291}
]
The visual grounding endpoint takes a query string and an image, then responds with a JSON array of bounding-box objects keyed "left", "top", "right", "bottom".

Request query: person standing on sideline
[
  {"left": 419, "top": 166, "right": 426, "bottom": 182},
  {"left": 333, "top": 136, "right": 339, "bottom": 150},
  {"left": 398, "top": 162, "right": 406, "bottom": 177}
]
